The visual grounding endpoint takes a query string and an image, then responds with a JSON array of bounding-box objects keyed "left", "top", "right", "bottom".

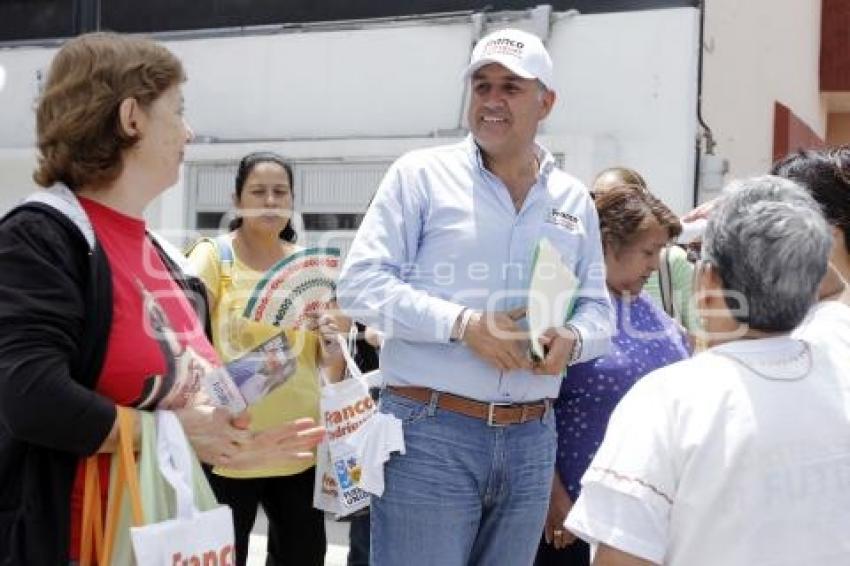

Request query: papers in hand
[
  {"left": 203, "top": 333, "right": 297, "bottom": 414},
  {"left": 528, "top": 237, "right": 578, "bottom": 361},
  {"left": 242, "top": 248, "right": 341, "bottom": 328},
  {"left": 225, "top": 334, "right": 297, "bottom": 404}
]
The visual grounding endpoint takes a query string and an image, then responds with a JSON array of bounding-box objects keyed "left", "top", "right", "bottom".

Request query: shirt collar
[{"left": 464, "top": 134, "right": 556, "bottom": 181}]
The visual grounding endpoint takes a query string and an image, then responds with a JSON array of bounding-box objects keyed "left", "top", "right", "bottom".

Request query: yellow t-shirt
[{"left": 187, "top": 236, "right": 321, "bottom": 478}]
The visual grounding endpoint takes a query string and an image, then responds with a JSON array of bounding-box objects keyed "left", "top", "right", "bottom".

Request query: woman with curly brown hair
[
  {"left": 592, "top": 167, "right": 699, "bottom": 334},
  {"left": 536, "top": 185, "right": 691, "bottom": 566},
  {"left": 0, "top": 32, "right": 323, "bottom": 565}
]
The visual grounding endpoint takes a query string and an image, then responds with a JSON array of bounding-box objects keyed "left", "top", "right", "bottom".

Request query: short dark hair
[
  {"left": 34, "top": 32, "right": 185, "bottom": 190},
  {"left": 771, "top": 146, "right": 850, "bottom": 251},
  {"left": 594, "top": 185, "right": 682, "bottom": 251},
  {"left": 230, "top": 151, "right": 297, "bottom": 243}
]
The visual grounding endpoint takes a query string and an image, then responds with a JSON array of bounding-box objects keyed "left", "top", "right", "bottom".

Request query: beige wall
[
  {"left": 827, "top": 113, "right": 850, "bottom": 145},
  {"left": 702, "top": 0, "right": 825, "bottom": 178},
  {"left": 0, "top": 149, "right": 39, "bottom": 213}
]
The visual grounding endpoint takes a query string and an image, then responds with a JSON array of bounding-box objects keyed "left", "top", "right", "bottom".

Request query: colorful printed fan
[{"left": 243, "top": 247, "right": 341, "bottom": 328}]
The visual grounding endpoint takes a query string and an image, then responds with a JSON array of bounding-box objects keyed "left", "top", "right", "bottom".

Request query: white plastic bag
[
  {"left": 312, "top": 334, "right": 376, "bottom": 517},
  {"left": 130, "top": 411, "right": 236, "bottom": 565}
]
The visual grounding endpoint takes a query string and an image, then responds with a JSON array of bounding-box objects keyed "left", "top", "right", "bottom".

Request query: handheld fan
[{"left": 243, "top": 247, "right": 341, "bottom": 328}]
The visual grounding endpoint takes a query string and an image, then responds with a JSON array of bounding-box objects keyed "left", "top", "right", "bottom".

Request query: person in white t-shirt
[{"left": 565, "top": 175, "right": 850, "bottom": 566}]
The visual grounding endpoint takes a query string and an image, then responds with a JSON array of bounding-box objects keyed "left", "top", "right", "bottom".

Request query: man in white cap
[{"left": 338, "top": 28, "right": 613, "bottom": 565}]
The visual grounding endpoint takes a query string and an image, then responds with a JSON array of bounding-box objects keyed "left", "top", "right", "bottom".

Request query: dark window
[
  {"left": 302, "top": 213, "right": 365, "bottom": 231},
  {"left": 0, "top": 1, "right": 75, "bottom": 42},
  {"left": 196, "top": 211, "right": 227, "bottom": 231},
  {"left": 3, "top": 1, "right": 699, "bottom": 42},
  {"left": 103, "top": 0, "right": 700, "bottom": 33}
]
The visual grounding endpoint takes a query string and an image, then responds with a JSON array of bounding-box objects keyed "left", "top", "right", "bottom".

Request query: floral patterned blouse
[{"left": 555, "top": 293, "right": 691, "bottom": 500}]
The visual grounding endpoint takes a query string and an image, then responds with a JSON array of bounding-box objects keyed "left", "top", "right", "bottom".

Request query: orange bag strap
[
  {"left": 79, "top": 455, "right": 104, "bottom": 566},
  {"left": 101, "top": 407, "right": 145, "bottom": 565},
  {"left": 118, "top": 408, "right": 144, "bottom": 525}
]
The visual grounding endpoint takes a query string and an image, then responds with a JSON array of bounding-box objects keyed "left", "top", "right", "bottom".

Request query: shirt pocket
[{"left": 536, "top": 220, "right": 586, "bottom": 273}]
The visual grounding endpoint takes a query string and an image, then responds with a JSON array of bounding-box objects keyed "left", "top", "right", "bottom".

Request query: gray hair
[{"left": 703, "top": 175, "right": 832, "bottom": 331}]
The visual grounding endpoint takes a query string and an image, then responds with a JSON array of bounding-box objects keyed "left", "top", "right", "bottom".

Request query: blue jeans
[{"left": 371, "top": 391, "right": 556, "bottom": 566}]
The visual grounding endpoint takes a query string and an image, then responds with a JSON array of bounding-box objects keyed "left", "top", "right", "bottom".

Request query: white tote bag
[
  {"left": 312, "top": 332, "right": 378, "bottom": 517},
  {"left": 130, "top": 411, "right": 236, "bottom": 565}
]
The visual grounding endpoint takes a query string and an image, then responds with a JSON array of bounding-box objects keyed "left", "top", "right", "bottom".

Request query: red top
[{"left": 68, "top": 197, "right": 219, "bottom": 559}]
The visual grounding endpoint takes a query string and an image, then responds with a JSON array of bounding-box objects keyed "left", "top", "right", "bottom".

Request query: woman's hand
[
  {"left": 307, "top": 304, "right": 350, "bottom": 381},
  {"left": 222, "top": 417, "right": 326, "bottom": 470},
  {"left": 175, "top": 406, "right": 325, "bottom": 469},
  {"left": 173, "top": 404, "right": 253, "bottom": 467},
  {"left": 315, "top": 312, "right": 344, "bottom": 353},
  {"left": 544, "top": 471, "right": 577, "bottom": 549}
]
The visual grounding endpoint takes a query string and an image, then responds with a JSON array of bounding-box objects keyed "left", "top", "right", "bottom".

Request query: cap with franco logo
[{"left": 464, "top": 28, "right": 554, "bottom": 91}]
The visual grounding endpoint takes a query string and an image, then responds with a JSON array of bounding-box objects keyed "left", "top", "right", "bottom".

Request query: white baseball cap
[{"left": 464, "top": 28, "right": 555, "bottom": 91}]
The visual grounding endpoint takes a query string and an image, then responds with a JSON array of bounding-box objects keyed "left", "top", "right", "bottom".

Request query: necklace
[{"left": 713, "top": 341, "right": 813, "bottom": 382}]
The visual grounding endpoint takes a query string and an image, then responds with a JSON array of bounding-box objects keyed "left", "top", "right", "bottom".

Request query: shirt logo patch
[{"left": 546, "top": 209, "right": 583, "bottom": 233}]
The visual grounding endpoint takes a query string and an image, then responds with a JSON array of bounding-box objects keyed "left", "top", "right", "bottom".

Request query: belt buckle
[{"left": 487, "top": 402, "right": 512, "bottom": 427}]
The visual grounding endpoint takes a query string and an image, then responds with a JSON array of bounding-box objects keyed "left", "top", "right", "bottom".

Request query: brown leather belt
[{"left": 387, "top": 386, "right": 550, "bottom": 427}]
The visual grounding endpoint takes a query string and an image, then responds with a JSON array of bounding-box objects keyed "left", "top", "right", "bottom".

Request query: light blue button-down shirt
[{"left": 337, "top": 136, "right": 613, "bottom": 402}]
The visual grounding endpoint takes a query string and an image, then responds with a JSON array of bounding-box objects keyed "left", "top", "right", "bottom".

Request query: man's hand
[
  {"left": 533, "top": 326, "right": 576, "bottom": 376},
  {"left": 544, "top": 472, "right": 577, "bottom": 549},
  {"left": 463, "top": 308, "right": 531, "bottom": 371}
]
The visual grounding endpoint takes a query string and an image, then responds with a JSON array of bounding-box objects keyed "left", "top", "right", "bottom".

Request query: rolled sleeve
[
  {"left": 567, "top": 483, "right": 667, "bottom": 565},
  {"left": 567, "top": 373, "right": 676, "bottom": 563}
]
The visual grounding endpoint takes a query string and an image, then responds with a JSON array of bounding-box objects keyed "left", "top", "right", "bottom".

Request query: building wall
[
  {"left": 820, "top": 0, "right": 850, "bottom": 92},
  {"left": 546, "top": 8, "right": 699, "bottom": 212},
  {"left": 174, "top": 7, "right": 699, "bottom": 215},
  {"left": 702, "top": 0, "right": 825, "bottom": 177},
  {"left": 0, "top": 149, "right": 38, "bottom": 212},
  {"left": 0, "top": 7, "right": 700, "bottom": 224},
  {"left": 827, "top": 112, "right": 850, "bottom": 145},
  {"left": 773, "top": 101, "right": 825, "bottom": 163}
]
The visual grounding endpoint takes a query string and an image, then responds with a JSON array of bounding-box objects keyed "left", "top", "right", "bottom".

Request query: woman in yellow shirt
[{"left": 189, "top": 151, "right": 345, "bottom": 566}]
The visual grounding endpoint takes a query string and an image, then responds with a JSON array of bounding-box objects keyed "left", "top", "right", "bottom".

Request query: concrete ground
[{"left": 247, "top": 510, "right": 350, "bottom": 566}]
